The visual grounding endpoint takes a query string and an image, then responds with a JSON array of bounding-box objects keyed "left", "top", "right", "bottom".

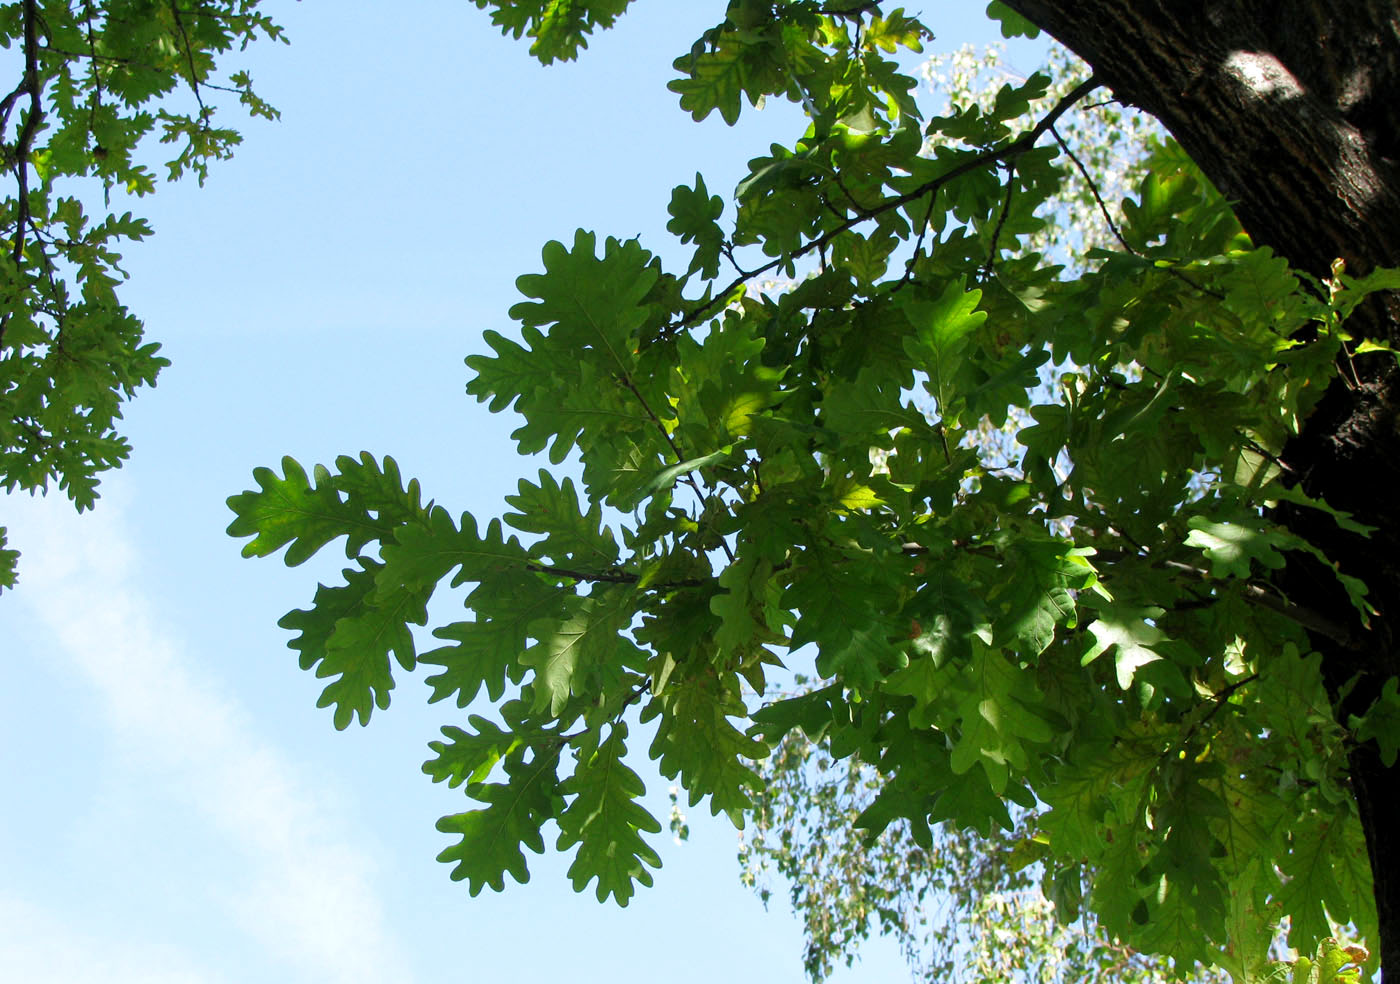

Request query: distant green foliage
[
  {"left": 231, "top": 3, "right": 1391, "bottom": 980},
  {"left": 1, "top": 0, "right": 284, "bottom": 591},
  {"left": 740, "top": 715, "right": 1232, "bottom": 983}
]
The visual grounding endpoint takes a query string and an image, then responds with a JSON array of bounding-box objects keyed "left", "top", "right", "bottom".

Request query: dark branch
[
  {"left": 11, "top": 0, "right": 43, "bottom": 263},
  {"left": 525, "top": 559, "right": 708, "bottom": 590},
  {"left": 905, "top": 538, "right": 1361, "bottom": 648},
  {"left": 1, "top": 0, "right": 43, "bottom": 351}
]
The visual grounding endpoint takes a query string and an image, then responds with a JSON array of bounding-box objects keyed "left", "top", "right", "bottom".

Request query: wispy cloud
[
  {"left": 0, "top": 895, "right": 227, "bottom": 984},
  {"left": 4, "top": 491, "right": 411, "bottom": 984}
]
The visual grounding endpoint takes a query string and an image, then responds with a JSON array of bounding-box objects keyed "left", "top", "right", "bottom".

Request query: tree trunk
[{"left": 1003, "top": 0, "right": 1400, "bottom": 974}]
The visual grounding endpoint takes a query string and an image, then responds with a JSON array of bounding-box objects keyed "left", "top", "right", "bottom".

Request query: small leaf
[
  {"left": 1185, "top": 515, "right": 1289, "bottom": 580},
  {"left": 1082, "top": 604, "right": 1166, "bottom": 690},
  {"left": 985, "top": 1, "right": 1041, "bottom": 39}
]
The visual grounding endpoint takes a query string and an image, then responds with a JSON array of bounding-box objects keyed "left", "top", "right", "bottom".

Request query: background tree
[
  {"left": 228, "top": 3, "right": 1400, "bottom": 981},
  {"left": 1, "top": 0, "right": 282, "bottom": 590},
  {"left": 743, "top": 715, "right": 1235, "bottom": 984}
]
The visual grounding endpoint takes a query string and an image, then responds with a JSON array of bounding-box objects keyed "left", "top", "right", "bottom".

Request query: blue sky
[{"left": 1, "top": 4, "right": 1046, "bottom": 980}]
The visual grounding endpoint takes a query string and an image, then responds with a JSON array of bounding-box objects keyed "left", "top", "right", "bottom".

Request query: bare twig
[
  {"left": 1049, "top": 124, "right": 1131, "bottom": 253},
  {"left": 82, "top": 0, "right": 104, "bottom": 117}
]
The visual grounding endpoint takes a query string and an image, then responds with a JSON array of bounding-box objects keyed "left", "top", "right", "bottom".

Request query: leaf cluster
[
  {"left": 1, "top": 0, "right": 284, "bottom": 591},
  {"left": 231, "top": 3, "right": 1395, "bottom": 979}
]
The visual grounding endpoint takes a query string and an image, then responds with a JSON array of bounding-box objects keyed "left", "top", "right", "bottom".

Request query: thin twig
[
  {"left": 831, "top": 170, "right": 877, "bottom": 215},
  {"left": 168, "top": 1, "right": 209, "bottom": 120},
  {"left": 617, "top": 372, "right": 687, "bottom": 467},
  {"left": 1050, "top": 124, "right": 1131, "bottom": 253},
  {"left": 1174, "top": 672, "right": 1260, "bottom": 757},
  {"left": 1151, "top": 556, "right": 1360, "bottom": 647},
  {"left": 82, "top": 0, "right": 104, "bottom": 117},
  {"left": 893, "top": 184, "right": 941, "bottom": 293},
  {"left": 982, "top": 159, "right": 1017, "bottom": 274},
  {"left": 1049, "top": 123, "right": 1226, "bottom": 300},
  {"left": 820, "top": 1, "right": 880, "bottom": 19}
]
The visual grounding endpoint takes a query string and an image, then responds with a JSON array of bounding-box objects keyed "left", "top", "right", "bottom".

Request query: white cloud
[
  {"left": 0, "top": 895, "right": 225, "bottom": 984},
  {"left": 3, "top": 491, "right": 412, "bottom": 984}
]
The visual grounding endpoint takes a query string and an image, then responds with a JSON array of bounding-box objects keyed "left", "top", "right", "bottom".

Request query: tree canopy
[
  {"left": 1, "top": 0, "right": 283, "bottom": 590},
  {"left": 732, "top": 41, "right": 1240, "bottom": 983},
  {"left": 5, "top": 1, "right": 1373, "bottom": 982}
]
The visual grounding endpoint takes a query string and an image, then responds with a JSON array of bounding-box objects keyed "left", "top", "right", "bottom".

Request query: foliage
[
  {"left": 230, "top": 3, "right": 1395, "bottom": 981},
  {"left": 733, "top": 42, "right": 1223, "bottom": 983},
  {"left": 1, "top": 0, "right": 284, "bottom": 591},
  {"left": 739, "top": 44, "right": 1209, "bottom": 979}
]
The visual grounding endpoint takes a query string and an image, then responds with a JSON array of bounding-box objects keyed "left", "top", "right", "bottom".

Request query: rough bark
[{"left": 1002, "top": 0, "right": 1400, "bottom": 975}]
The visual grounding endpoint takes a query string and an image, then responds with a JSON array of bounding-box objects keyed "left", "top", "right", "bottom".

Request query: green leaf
[
  {"left": 748, "top": 684, "right": 844, "bottom": 743},
  {"left": 948, "top": 647, "right": 1054, "bottom": 793},
  {"left": 227, "top": 456, "right": 395, "bottom": 565},
  {"left": 667, "top": 172, "right": 725, "bottom": 279},
  {"left": 1350, "top": 676, "right": 1400, "bottom": 767},
  {"left": 901, "top": 279, "right": 987, "bottom": 427},
  {"left": 420, "top": 570, "right": 568, "bottom": 707},
  {"left": 641, "top": 447, "right": 732, "bottom": 499},
  {"left": 1185, "top": 515, "right": 1290, "bottom": 580},
  {"left": 556, "top": 724, "right": 663, "bottom": 905},
  {"left": 0, "top": 527, "right": 17, "bottom": 593},
  {"left": 1041, "top": 730, "right": 1165, "bottom": 860},
  {"left": 820, "top": 367, "right": 929, "bottom": 444},
  {"left": 278, "top": 557, "right": 430, "bottom": 729},
  {"left": 785, "top": 544, "right": 905, "bottom": 691},
  {"left": 508, "top": 230, "right": 658, "bottom": 371},
  {"left": 669, "top": 33, "right": 771, "bottom": 126},
  {"left": 1081, "top": 603, "right": 1166, "bottom": 689},
  {"left": 424, "top": 715, "right": 518, "bottom": 789},
  {"left": 709, "top": 552, "right": 770, "bottom": 655},
  {"left": 1262, "top": 484, "right": 1376, "bottom": 537},
  {"left": 645, "top": 663, "right": 767, "bottom": 821},
  {"left": 469, "top": 0, "right": 635, "bottom": 64},
  {"left": 1277, "top": 808, "right": 1358, "bottom": 956},
  {"left": 382, "top": 505, "right": 531, "bottom": 588},
  {"left": 520, "top": 587, "right": 644, "bottom": 717},
  {"left": 985, "top": 1, "right": 1041, "bottom": 39},
  {"left": 989, "top": 539, "right": 1094, "bottom": 655},
  {"left": 1153, "top": 765, "right": 1229, "bottom": 933},
  {"left": 436, "top": 742, "right": 564, "bottom": 893},
  {"left": 505, "top": 470, "right": 618, "bottom": 568}
]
